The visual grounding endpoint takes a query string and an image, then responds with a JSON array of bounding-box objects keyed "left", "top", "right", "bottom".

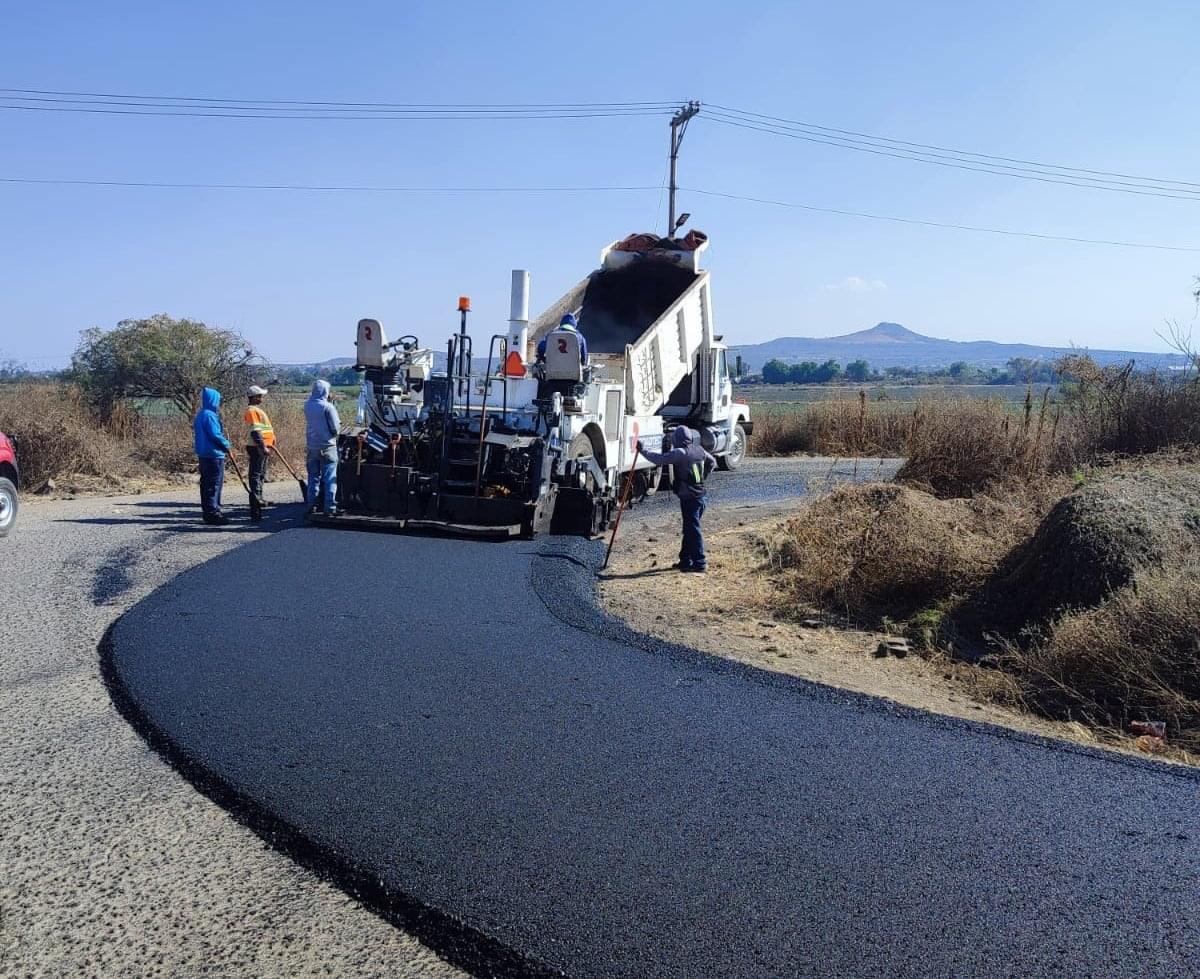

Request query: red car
[{"left": 0, "top": 431, "right": 18, "bottom": 537}]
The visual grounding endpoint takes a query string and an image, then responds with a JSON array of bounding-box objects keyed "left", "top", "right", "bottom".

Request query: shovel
[
  {"left": 270, "top": 445, "right": 309, "bottom": 502},
  {"left": 225, "top": 450, "right": 258, "bottom": 509}
]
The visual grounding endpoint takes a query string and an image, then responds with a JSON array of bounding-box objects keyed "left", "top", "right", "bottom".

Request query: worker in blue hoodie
[
  {"left": 304, "top": 379, "right": 341, "bottom": 516},
  {"left": 637, "top": 426, "right": 717, "bottom": 572},
  {"left": 193, "top": 386, "right": 235, "bottom": 525}
]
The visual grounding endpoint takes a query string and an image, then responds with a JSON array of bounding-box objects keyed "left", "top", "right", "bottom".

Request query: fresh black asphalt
[{"left": 107, "top": 468, "right": 1200, "bottom": 978}]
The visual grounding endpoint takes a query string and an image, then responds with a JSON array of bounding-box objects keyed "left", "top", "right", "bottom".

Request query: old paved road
[{"left": 107, "top": 462, "right": 1198, "bottom": 979}]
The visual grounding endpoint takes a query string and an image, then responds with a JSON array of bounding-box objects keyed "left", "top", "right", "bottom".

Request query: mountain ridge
[{"left": 730, "top": 322, "right": 1187, "bottom": 372}]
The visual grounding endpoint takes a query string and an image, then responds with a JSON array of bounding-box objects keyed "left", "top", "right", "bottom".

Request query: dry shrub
[
  {"left": 1062, "top": 355, "right": 1200, "bottom": 457},
  {"left": 0, "top": 382, "right": 316, "bottom": 488},
  {"left": 896, "top": 394, "right": 1075, "bottom": 498},
  {"left": 1006, "top": 572, "right": 1200, "bottom": 749},
  {"left": 767, "top": 482, "right": 1033, "bottom": 623},
  {"left": 750, "top": 394, "right": 911, "bottom": 456},
  {"left": 0, "top": 383, "right": 127, "bottom": 486}
]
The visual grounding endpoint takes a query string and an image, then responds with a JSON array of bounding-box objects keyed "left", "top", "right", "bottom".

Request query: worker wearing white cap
[{"left": 243, "top": 385, "right": 274, "bottom": 522}]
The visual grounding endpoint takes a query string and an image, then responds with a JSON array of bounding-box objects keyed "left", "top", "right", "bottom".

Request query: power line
[
  {"left": 0, "top": 176, "right": 661, "bottom": 193},
  {"left": 703, "top": 113, "right": 1200, "bottom": 201},
  {"left": 0, "top": 88, "right": 677, "bottom": 120},
  {"left": 0, "top": 103, "right": 672, "bottom": 121},
  {"left": 3, "top": 172, "right": 1194, "bottom": 252},
  {"left": 0, "top": 87, "right": 681, "bottom": 109},
  {"left": 708, "top": 103, "right": 1200, "bottom": 189},
  {"left": 682, "top": 186, "right": 1200, "bottom": 252}
]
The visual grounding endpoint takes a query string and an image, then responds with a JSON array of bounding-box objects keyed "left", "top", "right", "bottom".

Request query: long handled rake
[{"left": 601, "top": 445, "right": 641, "bottom": 571}]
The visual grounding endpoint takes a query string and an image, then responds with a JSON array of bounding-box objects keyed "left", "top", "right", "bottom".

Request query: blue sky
[{"left": 3, "top": 1, "right": 1199, "bottom": 367}]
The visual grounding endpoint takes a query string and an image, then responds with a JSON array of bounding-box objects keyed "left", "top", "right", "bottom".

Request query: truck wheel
[
  {"left": 717, "top": 423, "right": 747, "bottom": 471},
  {"left": 568, "top": 433, "right": 599, "bottom": 491},
  {"left": 0, "top": 477, "right": 17, "bottom": 537}
]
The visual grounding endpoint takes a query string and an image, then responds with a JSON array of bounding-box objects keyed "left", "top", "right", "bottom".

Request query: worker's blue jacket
[{"left": 193, "top": 387, "right": 232, "bottom": 459}]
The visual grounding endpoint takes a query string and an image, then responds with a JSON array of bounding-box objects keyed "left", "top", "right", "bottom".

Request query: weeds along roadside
[
  {"left": 746, "top": 360, "right": 1200, "bottom": 756},
  {"left": 0, "top": 383, "right": 309, "bottom": 489}
]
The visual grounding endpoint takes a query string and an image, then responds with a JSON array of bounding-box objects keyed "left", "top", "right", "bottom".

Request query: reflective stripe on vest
[{"left": 245, "top": 407, "right": 275, "bottom": 445}]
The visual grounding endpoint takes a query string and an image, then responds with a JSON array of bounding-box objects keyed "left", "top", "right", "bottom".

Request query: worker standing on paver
[
  {"left": 637, "top": 427, "right": 716, "bottom": 573},
  {"left": 536, "top": 313, "right": 588, "bottom": 364},
  {"left": 193, "top": 386, "right": 235, "bottom": 526},
  {"left": 243, "top": 385, "right": 274, "bottom": 523},
  {"left": 304, "top": 379, "right": 341, "bottom": 517}
]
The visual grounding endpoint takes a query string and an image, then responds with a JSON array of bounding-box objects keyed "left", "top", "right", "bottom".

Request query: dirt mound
[
  {"left": 976, "top": 465, "right": 1200, "bottom": 636},
  {"left": 771, "top": 482, "right": 1031, "bottom": 622}
]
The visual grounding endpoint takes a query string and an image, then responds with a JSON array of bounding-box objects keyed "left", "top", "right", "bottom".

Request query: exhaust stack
[{"left": 508, "top": 269, "right": 530, "bottom": 365}]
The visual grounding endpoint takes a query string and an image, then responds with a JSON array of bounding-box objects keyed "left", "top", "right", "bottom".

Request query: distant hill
[
  {"left": 730, "top": 322, "right": 1188, "bottom": 372},
  {"left": 274, "top": 356, "right": 355, "bottom": 369}
]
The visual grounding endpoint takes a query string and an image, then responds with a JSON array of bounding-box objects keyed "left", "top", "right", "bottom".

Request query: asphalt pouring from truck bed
[{"left": 105, "top": 464, "right": 1199, "bottom": 978}]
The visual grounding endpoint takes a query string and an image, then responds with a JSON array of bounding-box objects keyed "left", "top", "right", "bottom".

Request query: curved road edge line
[
  {"left": 532, "top": 538, "right": 1200, "bottom": 784},
  {"left": 97, "top": 620, "right": 569, "bottom": 979}
]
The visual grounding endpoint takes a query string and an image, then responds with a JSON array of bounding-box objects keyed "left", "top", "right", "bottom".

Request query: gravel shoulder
[{"left": 0, "top": 484, "right": 462, "bottom": 978}]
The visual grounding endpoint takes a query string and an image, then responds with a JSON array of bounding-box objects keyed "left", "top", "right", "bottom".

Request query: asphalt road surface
[
  {"left": 0, "top": 457, "right": 851, "bottom": 977},
  {"left": 106, "top": 463, "right": 1199, "bottom": 978}
]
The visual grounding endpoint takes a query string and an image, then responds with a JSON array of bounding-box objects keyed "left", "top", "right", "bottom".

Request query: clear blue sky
[{"left": 3, "top": 1, "right": 1199, "bottom": 368}]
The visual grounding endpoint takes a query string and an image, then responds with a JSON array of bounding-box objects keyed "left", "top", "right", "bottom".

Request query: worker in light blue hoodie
[
  {"left": 193, "top": 386, "right": 235, "bottom": 525},
  {"left": 637, "top": 426, "right": 717, "bottom": 572},
  {"left": 304, "top": 379, "right": 341, "bottom": 516}
]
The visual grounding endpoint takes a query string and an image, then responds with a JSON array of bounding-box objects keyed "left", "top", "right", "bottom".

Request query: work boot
[{"left": 681, "top": 565, "right": 706, "bottom": 574}]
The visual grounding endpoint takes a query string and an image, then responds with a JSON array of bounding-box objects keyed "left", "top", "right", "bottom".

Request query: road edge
[
  {"left": 97, "top": 620, "right": 568, "bottom": 979},
  {"left": 532, "top": 536, "right": 1200, "bottom": 784}
]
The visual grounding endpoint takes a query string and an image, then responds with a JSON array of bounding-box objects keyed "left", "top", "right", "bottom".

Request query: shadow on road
[
  {"left": 596, "top": 566, "right": 678, "bottom": 581},
  {"left": 56, "top": 501, "right": 308, "bottom": 534}
]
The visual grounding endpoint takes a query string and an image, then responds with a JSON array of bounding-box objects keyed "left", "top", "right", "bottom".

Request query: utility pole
[{"left": 668, "top": 101, "right": 701, "bottom": 238}]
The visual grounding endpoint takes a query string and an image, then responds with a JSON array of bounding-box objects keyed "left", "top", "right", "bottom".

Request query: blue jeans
[
  {"left": 679, "top": 494, "right": 707, "bottom": 569},
  {"left": 306, "top": 446, "right": 338, "bottom": 514},
  {"left": 198, "top": 456, "right": 225, "bottom": 518}
]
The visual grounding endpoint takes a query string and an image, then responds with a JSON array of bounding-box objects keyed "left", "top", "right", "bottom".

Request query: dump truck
[{"left": 323, "top": 232, "right": 751, "bottom": 537}]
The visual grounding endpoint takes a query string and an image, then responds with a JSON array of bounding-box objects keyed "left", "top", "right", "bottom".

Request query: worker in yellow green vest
[
  {"left": 637, "top": 426, "right": 716, "bottom": 572},
  {"left": 243, "top": 385, "right": 274, "bottom": 522}
]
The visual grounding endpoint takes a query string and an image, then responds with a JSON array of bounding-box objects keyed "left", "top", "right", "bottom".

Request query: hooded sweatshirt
[
  {"left": 304, "top": 379, "right": 342, "bottom": 450},
  {"left": 193, "top": 387, "right": 232, "bottom": 459},
  {"left": 639, "top": 426, "right": 716, "bottom": 501}
]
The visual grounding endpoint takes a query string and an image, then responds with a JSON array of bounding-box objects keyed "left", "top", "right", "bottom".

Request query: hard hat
[
  {"left": 247, "top": 385, "right": 268, "bottom": 397},
  {"left": 559, "top": 313, "right": 578, "bottom": 329}
]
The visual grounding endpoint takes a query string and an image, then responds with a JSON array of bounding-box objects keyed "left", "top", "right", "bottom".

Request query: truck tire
[
  {"left": 717, "top": 423, "right": 747, "bottom": 471},
  {"left": 0, "top": 477, "right": 17, "bottom": 537},
  {"left": 567, "top": 433, "right": 599, "bottom": 491}
]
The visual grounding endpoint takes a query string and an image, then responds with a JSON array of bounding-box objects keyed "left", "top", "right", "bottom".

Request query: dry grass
[
  {"left": 897, "top": 392, "right": 1076, "bottom": 498},
  {"left": 1062, "top": 355, "right": 1200, "bottom": 457},
  {"left": 1002, "top": 572, "right": 1200, "bottom": 751},
  {"left": 763, "top": 482, "right": 1044, "bottom": 625},
  {"left": 0, "top": 384, "right": 129, "bottom": 487},
  {"left": 0, "top": 382, "right": 312, "bottom": 488},
  {"left": 750, "top": 393, "right": 913, "bottom": 456}
]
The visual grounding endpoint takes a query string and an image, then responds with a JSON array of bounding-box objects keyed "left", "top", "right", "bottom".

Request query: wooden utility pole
[{"left": 668, "top": 101, "right": 701, "bottom": 237}]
